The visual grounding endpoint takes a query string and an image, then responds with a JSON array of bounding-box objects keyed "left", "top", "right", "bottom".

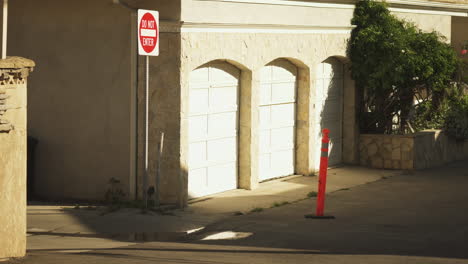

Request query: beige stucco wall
[
  {"left": 8, "top": 0, "right": 182, "bottom": 202},
  {"left": 6, "top": 0, "right": 182, "bottom": 204},
  {"left": 426, "top": 0, "right": 468, "bottom": 4},
  {"left": 452, "top": 16, "right": 468, "bottom": 56},
  {"left": 9, "top": 0, "right": 139, "bottom": 200},
  {"left": 0, "top": 57, "right": 34, "bottom": 261},
  {"left": 181, "top": 0, "right": 354, "bottom": 27},
  {"left": 136, "top": 32, "right": 182, "bottom": 204},
  {"left": 394, "top": 12, "right": 452, "bottom": 39},
  {"left": 181, "top": 0, "right": 453, "bottom": 37}
]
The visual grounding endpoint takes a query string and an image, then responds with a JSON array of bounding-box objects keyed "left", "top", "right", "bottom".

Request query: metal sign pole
[
  {"left": 155, "top": 132, "right": 164, "bottom": 207},
  {"left": 2, "top": 0, "right": 8, "bottom": 59},
  {"left": 143, "top": 55, "right": 149, "bottom": 208},
  {"left": 138, "top": 9, "right": 159, "bottom": 208}
]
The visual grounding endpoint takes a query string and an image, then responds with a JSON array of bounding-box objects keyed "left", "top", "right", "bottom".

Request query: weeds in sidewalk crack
[
  {"left": 250, "top": 207, "right": 264, "bottom": 213},
  {"left": 271, "top": 201, "right": 290, "bottom": 208}
]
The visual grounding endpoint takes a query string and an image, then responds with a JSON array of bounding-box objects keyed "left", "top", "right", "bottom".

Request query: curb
[{"left": 27, "top": 230, "right": 189, "bottom": 242}]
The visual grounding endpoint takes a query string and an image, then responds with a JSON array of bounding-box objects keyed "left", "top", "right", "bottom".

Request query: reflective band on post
[{"left": 321, "top": 142, "right": 329, "bottom": 157}]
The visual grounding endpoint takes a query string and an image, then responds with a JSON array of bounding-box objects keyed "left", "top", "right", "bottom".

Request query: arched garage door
[
  {"left": 315, "top": 58, "right": 344, "bottom": 168},
  {"left": 259, "top": 59, "right": 297, "bottom": 181},
  {"left": 188, "top": 62, "right": 239, "bottom": 198}
]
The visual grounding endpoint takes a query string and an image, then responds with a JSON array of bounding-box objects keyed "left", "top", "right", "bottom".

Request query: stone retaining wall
[
  {"left": 0, "top": 57, "right": 34, "bottom": 261},
  {"left": 359, "top": 130, "right": 468, "bottom": 170},
  {"left": 413, "top": 130, "right": 468, "bottom": 169}
]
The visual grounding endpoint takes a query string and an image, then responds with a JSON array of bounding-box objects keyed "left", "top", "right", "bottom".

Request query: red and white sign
[{"left": 138, "top": 10, "right": 159, "bottom": 56}]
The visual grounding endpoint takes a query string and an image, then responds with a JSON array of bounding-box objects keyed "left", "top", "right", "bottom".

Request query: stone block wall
[
  {"left": 360, "top": 130, "right": 468, "bottom": 170},
  {"left": 0, "top": 57, "right": 34, "bottom": 261},
  {"left": 359, "top": 134, "right": 415, "bottom": 170}
]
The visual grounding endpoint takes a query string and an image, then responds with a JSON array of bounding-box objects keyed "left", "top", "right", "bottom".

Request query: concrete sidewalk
[{"left": 26, "top": 166, "right": 401, "bottom": 253}]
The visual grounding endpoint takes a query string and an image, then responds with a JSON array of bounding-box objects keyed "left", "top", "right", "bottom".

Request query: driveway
[{"left": 11, "top": 161, "right": 468, "bottom": 264}]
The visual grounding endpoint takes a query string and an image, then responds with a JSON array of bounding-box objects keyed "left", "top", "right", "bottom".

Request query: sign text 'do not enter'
[{"left": 138, "top": 10, "right": 159, "bottom": 56}]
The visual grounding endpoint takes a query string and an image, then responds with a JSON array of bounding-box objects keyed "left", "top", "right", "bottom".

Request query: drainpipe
[
  {"left": 113, "top": 0, "right": 139, "bottom": 200},
  {"left": 2, "top": 0, "right": 8, "bottom": 59}
]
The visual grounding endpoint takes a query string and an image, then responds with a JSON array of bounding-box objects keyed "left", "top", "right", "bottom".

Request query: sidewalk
[{"left": 26, "top": 166, "right": 402, "bottom": 253}]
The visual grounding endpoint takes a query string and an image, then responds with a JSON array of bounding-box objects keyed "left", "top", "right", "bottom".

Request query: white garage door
[
  {"left": 314, "top": 58, "right": 343, "bottom": 168},
  {"left": 188, "top": 63, "right": 239, "bottom": 198},
  {"left": 259, "top": 60, "right": 297, "bottom": 181}
]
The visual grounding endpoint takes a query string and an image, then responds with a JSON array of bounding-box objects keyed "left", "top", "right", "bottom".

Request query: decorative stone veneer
[
  {"left": 0, "top": 60, "right": 31, "bottom": 132},
  {"left": 360, "top": 130, "right": 468, "bottom": 170},
  {"left": 0, "top": 57, "right": 34, "bottom": 261},
  {"left": 360, "top": 134, "right": 415, "bottom": 170}
]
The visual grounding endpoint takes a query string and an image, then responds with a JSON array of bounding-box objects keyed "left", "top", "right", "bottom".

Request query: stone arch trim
[
  {"left": 261, "top": 57, "right": 312, "bottom": 176},
  {"left": 183, "top": 59, "right": 257, "bottom": 197},
  {"left": 191, "top": 59, "right": 252, "bottom": 73},
  {"left": 194, "top": 59, "right": 255, "bottom": 190}
]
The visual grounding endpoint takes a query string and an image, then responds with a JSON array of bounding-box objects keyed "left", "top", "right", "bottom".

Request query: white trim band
[
  {"left": 180, "top": 25, "right": 353, "bottom": 34},
  {"left": 389, "top": 7, "right": 468, "bottom": 16},
  {"left": 194, "top": 0, "right": 468, "bottom": 16},
  {"left": 195, "top": 0, "right": 355, "bottom": 9},
  {"left": 160, "top": 20, "right": 355, "bottom": 33},
  {"left": 160, "top": 21, "right": 355, "bottom": 33},
  {"left": 386, "top": 0, "right": 468, "bottom": 11},
  {"left": 389, "top": 7, "right": 468, "bottom": 17}
]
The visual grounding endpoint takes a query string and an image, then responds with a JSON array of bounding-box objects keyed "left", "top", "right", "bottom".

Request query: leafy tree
[{"left": 348, "top": 0, "right": 458, "bottom": 134}]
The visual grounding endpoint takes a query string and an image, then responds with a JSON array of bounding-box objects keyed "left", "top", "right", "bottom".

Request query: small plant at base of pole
[{"left": 104, "top": 177, "right": 126, "bottom": 212}]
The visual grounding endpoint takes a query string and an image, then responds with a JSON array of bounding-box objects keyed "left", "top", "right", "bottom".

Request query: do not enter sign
[
  {"left": 137, "top": 11, "right": 159, "bottom": 204},
  {"left": 138, "top": 10, "right": 159, "bottom": 56}
]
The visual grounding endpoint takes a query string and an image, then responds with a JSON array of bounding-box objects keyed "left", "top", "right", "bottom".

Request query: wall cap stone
[
  {"left": 0, "top": 57, "right": 35, "bottom": 69},
  {"left": 360, "top": 130, "right": 467, "bottom": 140},
  {"left": 360, "top": 133, "right": 415, "bottom": 139}
]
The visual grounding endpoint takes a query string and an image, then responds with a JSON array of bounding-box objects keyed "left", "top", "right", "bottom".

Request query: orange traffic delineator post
[{"left": 305, "top": 128, "right": 335, "bottom": 219}]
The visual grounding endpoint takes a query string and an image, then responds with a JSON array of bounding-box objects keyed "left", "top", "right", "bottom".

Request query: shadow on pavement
[{"left": 179, "top": 161, "right": 468, "bottom": 261}]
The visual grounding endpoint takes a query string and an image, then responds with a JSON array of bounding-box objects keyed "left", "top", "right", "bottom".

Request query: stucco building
[{"left": 8, "top": 0, "right": 468, "bottom": 205}]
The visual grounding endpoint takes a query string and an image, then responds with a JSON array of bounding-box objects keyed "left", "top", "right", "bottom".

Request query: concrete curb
[{"left": 27, "top": 230, "right": 189, "bottom": 242}]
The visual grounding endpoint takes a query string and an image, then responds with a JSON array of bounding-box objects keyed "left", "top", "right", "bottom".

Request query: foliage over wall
[
  {"left": 413, "top": 41, "right": 468, "bottom": 139},
  {"left": 444, "top": 95, "right": 468, "bottom": 140},
  {"left": 348, "top": 0, "right": 459, "bottom": 135}
]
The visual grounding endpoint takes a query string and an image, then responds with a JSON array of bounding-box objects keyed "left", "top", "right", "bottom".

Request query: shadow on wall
[{"left": 317, "top": 57, "right": 345, "bottom": 168}]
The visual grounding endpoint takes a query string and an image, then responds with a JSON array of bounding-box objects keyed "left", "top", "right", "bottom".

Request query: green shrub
[
  {"left": 458, "top": 60, "right": 468, "bottom": 84},
  {"left": 412, "top": 100, "right": 449, "bottom": 131},
  {"left": 444, "top": 95, "right": 468, "bottom": 140},
  {"left": 348, "top": 0, "right": 458, "bottom": 134}
]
